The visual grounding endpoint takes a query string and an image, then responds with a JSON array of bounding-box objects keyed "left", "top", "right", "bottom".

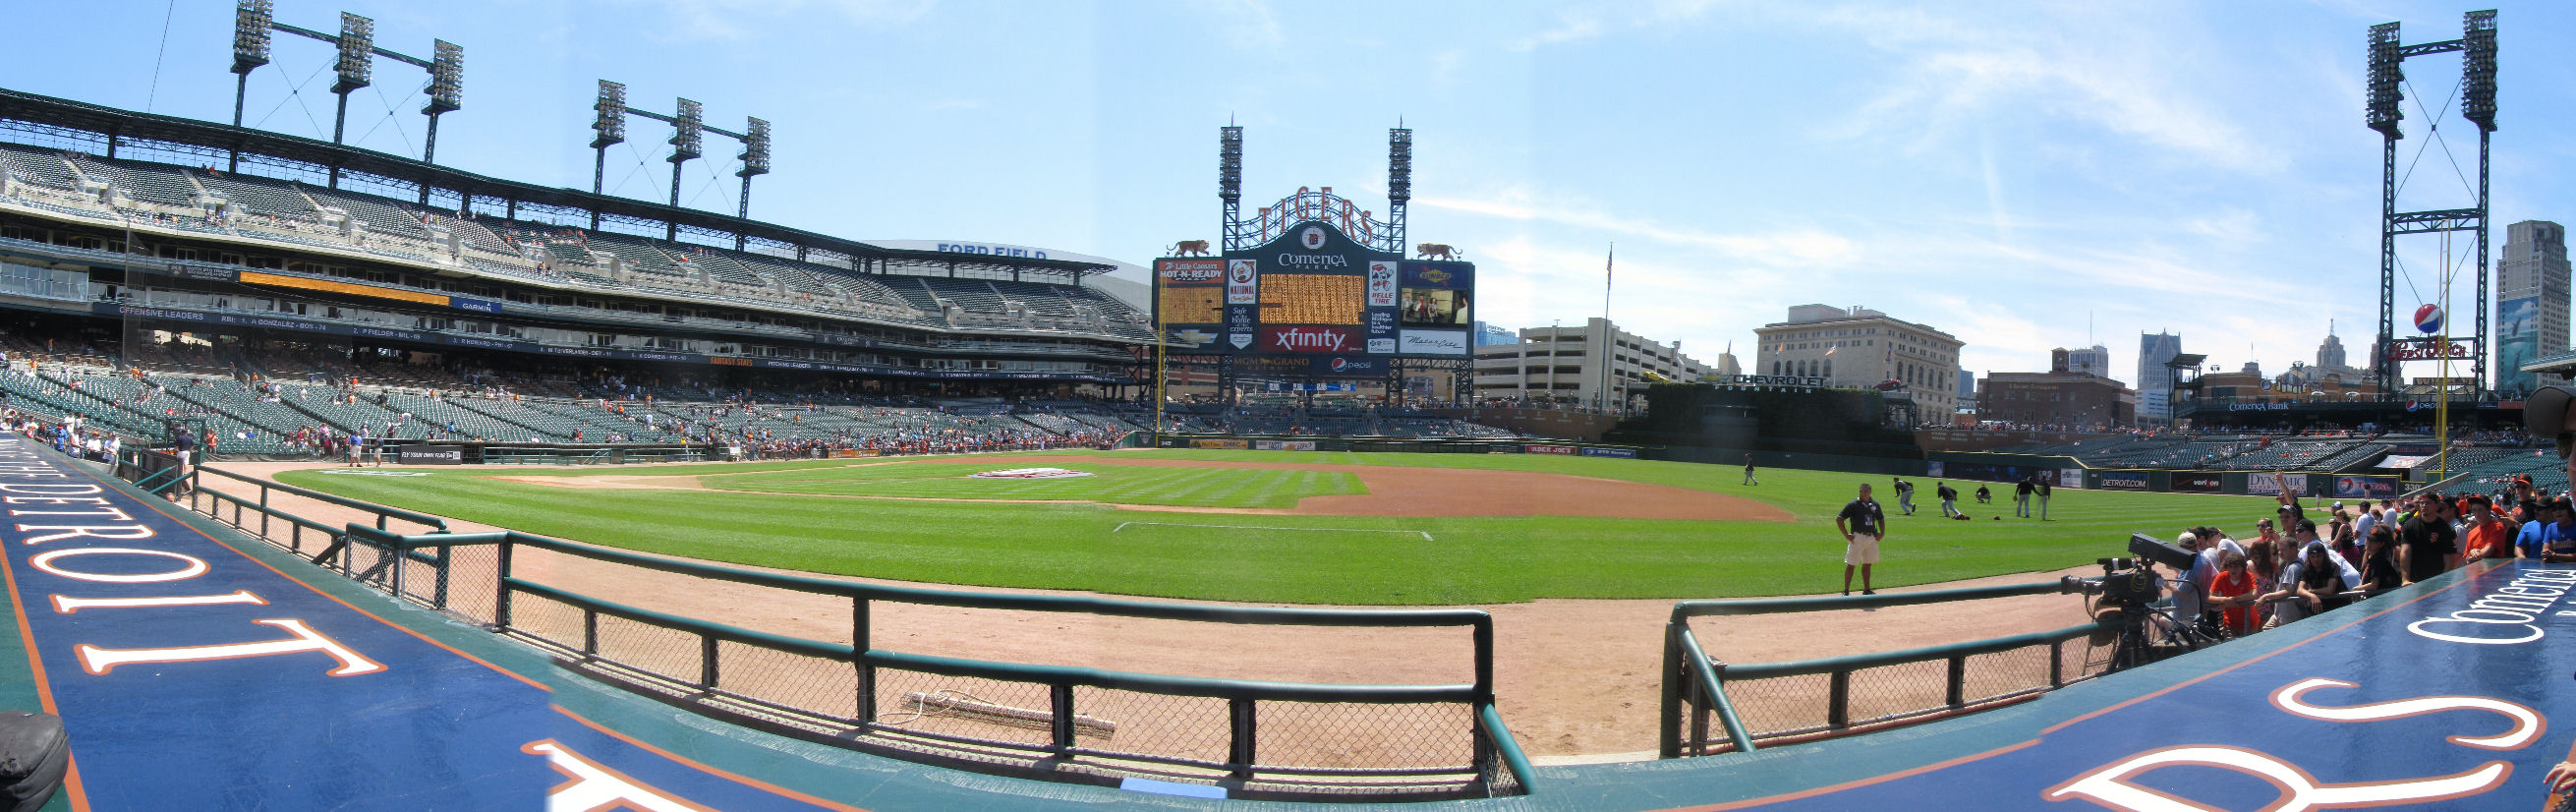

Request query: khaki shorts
[{"left": 1845, "top": 533, "right": 1881, "bottom": 565}]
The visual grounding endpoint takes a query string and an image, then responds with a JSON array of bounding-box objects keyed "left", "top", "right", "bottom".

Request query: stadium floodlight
[
  {"left": 670, "top": 97, "right": 704, "bottom": 162},
  {"left": 332, "top": 12, "right": 373, "bottom": 93},
  {"left": 591, "top": 81, "right": 627, "bottom": 147},
  {"left": 735, "top": 116, "right": 770, "bottom": 222},
  {"left": 2365, "top": 22, "right": 2403, "bottom": 138},
  {"left": 2462, "top": 10, "right": 2496, "bottom": 132},
  {"left": 231, "top": 0, "right": 272, "bottom": 75},
  {"left": 425, "top": 40, "right": 463, "bottom": 115},
  {"left": 1219, "top": 126, "right": 1242, "bottom": 203},
  {"left": 1387, "top": 127, "right": 1411, "bottom": 203},
  {"left": 737, "top": 117, "right": 771, "bottom": 177}
]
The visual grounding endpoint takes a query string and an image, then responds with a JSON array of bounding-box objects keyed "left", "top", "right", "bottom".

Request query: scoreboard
[{"left": 1155, "top": 219, "right": 1472, "bottom": 377}]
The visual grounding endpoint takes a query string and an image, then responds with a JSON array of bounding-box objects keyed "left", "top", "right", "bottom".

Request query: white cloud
[
  {"left": 1803, "top": 5, "right": 2280, "bottom": 172},
  {"left": 610, "top": 0, "right": 933, "bottom": 40},
  {"left": 1413, "top": 195, "right": 1857, "bottom": 266}
]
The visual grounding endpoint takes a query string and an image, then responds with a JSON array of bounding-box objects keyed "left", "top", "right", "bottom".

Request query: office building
[{"left": 1752, "top": 305, "right": 1964, "bottom": 422}]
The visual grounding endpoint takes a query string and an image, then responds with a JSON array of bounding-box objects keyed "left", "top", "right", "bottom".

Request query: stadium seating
[
  {"left": 0, "top": 144, "right": 81, "bottom": 190},
  {"left": 70, "top": 156, "right": 201, "bottom": 208},
  {"left": 194, "top": 174, "right": 320, "bottom": 220},
  {"left": 302, "top": 187, "right": 432, "bottom": 240}
]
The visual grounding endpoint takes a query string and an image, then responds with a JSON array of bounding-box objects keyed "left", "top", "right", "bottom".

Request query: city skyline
[{"left": 5, "top": 2, "right": 2570, "bottom": 389}]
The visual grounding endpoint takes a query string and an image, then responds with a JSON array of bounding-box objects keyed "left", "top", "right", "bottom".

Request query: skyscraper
[
  {"left": 2497, "top": 220, "right": 2569, "bottom": 393},
  {"left": 2138, "top": 331, "right": 2183, "bottom": 426},
  {"left": 2064, "top": 344, "right": 2112, "bottom": 378}
]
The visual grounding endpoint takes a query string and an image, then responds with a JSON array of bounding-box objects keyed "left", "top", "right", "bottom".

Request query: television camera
[{"left": 2058, "top": 533, "right": 2211, "bottom": 672}]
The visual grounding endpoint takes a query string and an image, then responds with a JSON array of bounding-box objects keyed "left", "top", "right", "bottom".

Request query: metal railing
[
  {"left": 102, "top": 444, "right": 1532, "bottom": 803},
  {"left": 175, "top": 465, "right": 454, "bottom": 602},
  {"left": 311, "top": 526, "right": 1529, "bottom": 800},
  {"left": 1661, "top": 582, "right": 2114, "bottom": 758}
]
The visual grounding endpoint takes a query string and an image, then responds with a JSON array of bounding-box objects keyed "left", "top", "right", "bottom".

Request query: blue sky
[{"left": 7, "top": 1, "right": 2573, "bottom": 388}]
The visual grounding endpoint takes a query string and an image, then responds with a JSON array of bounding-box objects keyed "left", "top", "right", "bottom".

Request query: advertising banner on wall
[
  {"left": 2247, "top": 474, "right": 2308, "bottom": 497},
  {"left": 2498, "top": 295, "right": 2540, "bottom": 393},
  {"left": 395, "top": 445, "right": 466, "bottom": 465},
  {"left": 2099, "top": 472, "right": 2150, "bottom": 491},
  {"left": 2334, "top": 476, "right": 2400, "bottom": 500},
  {"left": 2057, "top": 469, "right": 2084, "bottom": 489},
  {"left": 2171, "top": 473, "right": 2224, "bottom": 493}
]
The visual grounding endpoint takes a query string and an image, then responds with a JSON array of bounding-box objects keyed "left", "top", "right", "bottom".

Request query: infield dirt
[{"left": 201, "top": 459, "right": 2091, "bottom": 762}]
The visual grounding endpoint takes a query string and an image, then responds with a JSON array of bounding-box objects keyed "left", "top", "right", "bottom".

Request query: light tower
[
  {"left": 583, "top": 84, "right": 771, "bottom": 233},
  {"left": 2370, "top": 10, "right": 2498, "bottom": 395},
  {"left": 226, "top": 2, "right": 466, "bottom": 177},
  {"left": 1387, "top": 126, "right": 1411, "bottom": 254},
  {"left": 1218, "top": 126, "right": 1245, "bottom": 250}
]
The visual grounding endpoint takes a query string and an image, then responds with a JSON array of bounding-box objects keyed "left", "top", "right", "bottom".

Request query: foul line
[{"left": 1112, "top": 522, "right": 1432, "bottom": 542}]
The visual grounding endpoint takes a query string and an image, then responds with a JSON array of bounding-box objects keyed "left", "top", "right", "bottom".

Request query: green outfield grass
[
  {"left": 274, "top": 450, "right": 2300, "bottom": 605},
  {"left": 700, "top": 461, "right": 1365, "bottom": 508}
]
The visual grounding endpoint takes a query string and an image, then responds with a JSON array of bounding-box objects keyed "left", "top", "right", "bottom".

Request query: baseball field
[{"left": 274, "top": 448, "right": 2295, "bottom": 606}]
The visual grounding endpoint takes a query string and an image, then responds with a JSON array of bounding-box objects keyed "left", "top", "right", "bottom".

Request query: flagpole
[{"left": 1599, "top": 243, "right": 1613, "bottom": 412}]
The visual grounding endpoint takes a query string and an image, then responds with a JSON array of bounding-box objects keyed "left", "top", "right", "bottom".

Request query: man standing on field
[
  {"left": 1836, "top": 483, "right": 1886, "bottom": 596},
  {"left": 1742, "top": 453, "right": 1758, "bottom": 486}
]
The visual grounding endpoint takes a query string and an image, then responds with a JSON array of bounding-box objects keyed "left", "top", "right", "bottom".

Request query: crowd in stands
[{"left": 2175, "top": 479, "right": 2574, "bottom": 640}]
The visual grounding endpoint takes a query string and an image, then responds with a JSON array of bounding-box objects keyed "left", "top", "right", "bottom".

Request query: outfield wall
[
  {"left": 1922, "top": 450, "right": 2403, "bottom": 499},
  {"left": 1148, "top": 434, "right": 1645, "bottom": 458}
]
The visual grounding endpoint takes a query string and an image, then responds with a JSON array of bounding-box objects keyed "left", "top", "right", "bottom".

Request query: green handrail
[
  {"left": 1715, "top": 620, "right": 2111, "bottom": 681},
  {"left": 1672, "top": 581, "right": 2068, "bottom": 621},
  {"left": 505, "top": 578, "right": 856, "bottom": 662},
  {"left": 500, "top": 531, "right": 1489, "bottom": 630},
  {"left": 871, "top": 650, "right": 1476, "bottom": 704},
  {"left": 1675, "top": 624, "right": 1755, "bottom": 754},
  {"left": 195, "top": 465, "right": 447, "bottom": 531},
  {"left": 1478, "top": 704, "right": 1538, "bottom": 793}
]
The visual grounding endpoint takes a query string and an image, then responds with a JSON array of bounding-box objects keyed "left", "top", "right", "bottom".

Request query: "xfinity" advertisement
[{"left": 1259, "top": 326, "right": 1362, "bottom": 353}]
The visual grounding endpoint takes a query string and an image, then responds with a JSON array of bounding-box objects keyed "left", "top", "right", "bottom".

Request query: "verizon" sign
[{"left": 1259, "top": 326, "right": 1361, "bottom": 353}]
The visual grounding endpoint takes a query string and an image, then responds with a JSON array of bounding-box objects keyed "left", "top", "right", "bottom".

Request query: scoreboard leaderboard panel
[
  {"left": 1154, "top": 259, "right": 1227, "bottom": 353},
  {"left": 1153, "top": 219, "right": 1472, "bottom": 371}
]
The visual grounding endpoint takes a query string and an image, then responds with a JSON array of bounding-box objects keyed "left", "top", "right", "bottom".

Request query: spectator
[
  {"left": 2459, "top": 494, "right": 2518, "bottom": 560},
  {"left": 2206, "top": 550, "right": 2261, "bottom": 636},
  {"left": 2398, "top": 493, "right": 2461, "bottom": 584},
  {"left": 2356, "top": 526, "right": 2403, "bottom": 593}
]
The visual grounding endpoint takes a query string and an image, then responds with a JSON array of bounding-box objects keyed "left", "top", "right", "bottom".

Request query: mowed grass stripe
[{"left": 278, "top": 452, "right": 2299, "bottom": 605}]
